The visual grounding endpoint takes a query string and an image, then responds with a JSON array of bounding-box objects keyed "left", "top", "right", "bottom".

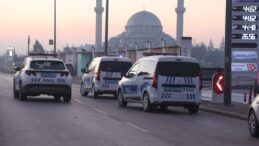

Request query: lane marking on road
[
  {"left": 125, "top": 122, "right": 149, "bottom": 133},
  {"left": 93, "top": 108, "right": 109, "bottom": 116},
  {"left": 73, "top": 99, "right": 85, "bottom": 105}
]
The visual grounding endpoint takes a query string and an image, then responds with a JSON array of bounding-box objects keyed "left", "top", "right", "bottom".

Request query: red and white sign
[
  {"left": 213, "top": 72, "right": 224, "bottom": 94},
  {"left": 232, "top": 63, "right": 257, "bottom": 72}
]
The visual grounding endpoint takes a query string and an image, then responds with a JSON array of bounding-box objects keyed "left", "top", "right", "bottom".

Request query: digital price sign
[{"left": 231, "top": 0, "right": 259, "bottom": 86}]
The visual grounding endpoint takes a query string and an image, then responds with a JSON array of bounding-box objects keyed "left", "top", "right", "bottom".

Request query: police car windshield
[
  {"left": 30, "top": 61, "right": 66, "bottom": 70},
  {"left": 100, "top": 61, "right": 132, "bottom": 74},
  {"left": 156, "top": 62, "right": 200, "bottom": 77}
]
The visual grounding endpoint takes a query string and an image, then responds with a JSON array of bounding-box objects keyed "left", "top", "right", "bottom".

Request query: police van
[
  {"left": 13, "top": 53, "right": 72, "bottom": 102},
  {"left": 117, "top": 55, "right": 202, "bottom": 113},
  {"left": 80, "top": 56, "right": 132, "bottom": 98}
]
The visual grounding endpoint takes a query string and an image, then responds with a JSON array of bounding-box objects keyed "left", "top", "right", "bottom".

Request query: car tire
[
  {"left": 91, "top": 85, "right": 98, "bottom": 98},
  {"left": 143, "top": 93, "right": 152, "bottom": 112},
  {"left": 80, "top": 82, "right": 88, "bottom": 96},
  {"left": 188, "top": 105, "right": 199, "bottom": 114},
  {"left": 13, "top": 80, "right": 19, "bottom": 98},
  {"left": 248, "top": 110, "right": 259, "bottom": 137},
  {"left": 19, "top": 82, "right": 27, "bottom": 101},
  {"left": 117, "top": 89, "right": 127, "bottom": 107},
  {"left": 63, "top": 88, "right": 71, "bottom": 103}
]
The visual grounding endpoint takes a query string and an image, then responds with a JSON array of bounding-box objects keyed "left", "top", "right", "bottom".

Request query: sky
[{"left": 0, "top": 0, "right": 225, "bottom": 55}]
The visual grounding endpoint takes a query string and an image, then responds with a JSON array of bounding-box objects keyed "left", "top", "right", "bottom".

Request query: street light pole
[
  {"left": 54, "top": 0, "right": 57, "bottom": 54},
  {"left": 104, "top": 0, "right": 109, "bottom": 55}
]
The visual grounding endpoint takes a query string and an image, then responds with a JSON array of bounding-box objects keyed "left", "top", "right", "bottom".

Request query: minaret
[
  {"left": 175, "top": 0, "right": 185, "bottom": 47},
  {"left": 95, "top": 0, "right": 104, "bottom": 52}
]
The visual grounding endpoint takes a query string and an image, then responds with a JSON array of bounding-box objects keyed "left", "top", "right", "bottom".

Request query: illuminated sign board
[
  {"left": 231, "top": 0, "right": 259, "bottom": 85},
  {"left": 232, "top": 63, "right": 257, "bottom": 72},
  {"left": 232, "top": 51, "right": 257, "bottom": 61}
]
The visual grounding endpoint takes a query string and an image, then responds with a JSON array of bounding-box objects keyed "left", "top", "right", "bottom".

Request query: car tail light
[
  {"left": 199, "top": 71, "right": 203, "bottom": 90},
  {"left": 152, "top": 73, "right": 158, "bottom": 89},
  {"left": 95, "top": 69, "right": 100, "bottom": 81},
  {"left": 25, "top": 70, "right": 37, "bottom": 76},
  {"left": 60, "top": 72, "right": 69, "bottom": 77}
]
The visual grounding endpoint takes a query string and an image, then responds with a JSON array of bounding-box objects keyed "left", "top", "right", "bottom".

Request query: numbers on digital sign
[
  {"left": 242, "top": 33, "right": 257, "bottom": 40},
  {"left": 243, "top": 15, "right": 257, "bottom": 22},
  {"left": 233, "top": 6, "right": 258, "bottom": 12},
  {"left": 232, "top": 33, "right": 257, "bottom": 40},
  {"left": 242, "top": 24, "right": 257, "bottom": 31},
  {"left": 232, "top": 24, "right": 257, "bottom": 31},
  {"left": 232, "top": 15, "right": 258, "bottom": 22},
  {"left": 243, "top": 6, "right": 257, "bottom": 12}
]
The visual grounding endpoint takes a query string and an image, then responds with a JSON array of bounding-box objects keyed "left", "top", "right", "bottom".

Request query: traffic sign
[{"left": 213, "top": 73, "right": 224, "bottom": 94}]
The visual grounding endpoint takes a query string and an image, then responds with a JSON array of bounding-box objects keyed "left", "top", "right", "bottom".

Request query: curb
[{"left": 200, "top": 106, "right": 247, "bottom": 120}]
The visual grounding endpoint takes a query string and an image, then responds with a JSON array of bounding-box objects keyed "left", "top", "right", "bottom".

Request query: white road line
[
  {"left": 125, "top": 122, "right": 149, "bottom": 133},
  {"left": 73, "top": 99, "right": 85, "bottom": 105},
  {"left": 93, "top": 108, "right": 109, "bottom": 116}
]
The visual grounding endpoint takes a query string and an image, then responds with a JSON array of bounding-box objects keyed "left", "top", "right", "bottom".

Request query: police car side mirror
[
  {"left": 81, "top": 68, "right": 88, "bottom": 73},
  {"left": 14, "top": 66, "right": 21, "bottom": 71},
  {"left": 126, "top": 73, "right": 135, "bottom": 78}
]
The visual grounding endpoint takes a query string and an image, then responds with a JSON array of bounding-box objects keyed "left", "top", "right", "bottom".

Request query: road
[{"left": 0, "top": 73, "right": 258, "bottom": 146}]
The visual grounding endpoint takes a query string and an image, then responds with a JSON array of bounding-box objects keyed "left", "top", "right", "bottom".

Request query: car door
[{"left": 122, "top": 63, "right": 140, "bottom": 100}]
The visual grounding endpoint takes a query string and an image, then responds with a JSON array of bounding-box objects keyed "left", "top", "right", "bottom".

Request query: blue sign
[{"left": 232, "top": 51, "right": 257, "bottom": 61}]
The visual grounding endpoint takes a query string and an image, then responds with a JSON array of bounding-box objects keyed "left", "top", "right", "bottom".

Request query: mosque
[
  {"left": 108, "top": 10, "right": 177, "bottom": 51},
  {"left": 94, "top": 0, "right": 186, "bottom": 52}
]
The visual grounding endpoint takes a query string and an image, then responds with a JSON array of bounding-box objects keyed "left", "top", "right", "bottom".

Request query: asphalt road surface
[{"left": 0, "top": 73, "right": 258, "bottom": 146}]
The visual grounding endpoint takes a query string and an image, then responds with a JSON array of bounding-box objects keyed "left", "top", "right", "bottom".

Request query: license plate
[
  {"left": 164, "top": 87, "right": 181, "bottom": 92},
  {"left": 41, "top": 73, "right": 56, "bottom": 78}
]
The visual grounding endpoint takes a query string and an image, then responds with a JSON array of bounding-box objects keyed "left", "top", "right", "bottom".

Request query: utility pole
[
  {"left": 104, "top": 0, "right": 109, "bottom": 55},
  {"left": 54, "top": 0, "right": 57, "bottom": 54},
  {"left": 224, "top": 0, "right": 232, "bottom": 106}
]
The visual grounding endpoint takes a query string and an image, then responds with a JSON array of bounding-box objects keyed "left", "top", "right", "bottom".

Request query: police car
[
  {"left": 117, "top": 55, "right": 202, "bottom": 113},
  {"left": 13, "top": 53, "right": 72, "bottom": 102},
  {"left": 80, "top": 56, "right": 132, "bottom": 98},
  {"left": 248, "top": 95, "right": 259, "bottom": 137}
]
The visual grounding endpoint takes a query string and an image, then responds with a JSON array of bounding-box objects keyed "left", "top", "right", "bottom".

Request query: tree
[
  {"left": 33, "top": 40, "right": 45, "bottom": 53},
  {"left": 219, "top": 37, "right": 225, "bottom": 51}
]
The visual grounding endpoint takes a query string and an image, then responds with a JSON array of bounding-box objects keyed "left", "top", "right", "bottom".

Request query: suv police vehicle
[
  {"left": 117, "top": 55, "right": 202, "bottom": 113},
  {"left": 13, "top": 53, "right": 72, "bottom": 102},
  {"left": 80, "top": 56, "right": 132, "bottom": 98}
]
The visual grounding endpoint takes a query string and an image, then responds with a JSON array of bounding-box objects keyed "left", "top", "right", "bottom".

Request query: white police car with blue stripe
[{"left": 117, "top": 55, "right": 202, "bottom": 113}]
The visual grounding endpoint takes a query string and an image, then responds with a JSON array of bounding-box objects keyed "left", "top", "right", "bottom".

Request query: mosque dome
[
  {"left": 125, "top": 11, "right": 163, "bottom": 33},
  {"left": 109, "top": 10, "right": 176, "bottom": 50},
  {"left": 126, "top": 11, "right": 162, "bottom": 27}
]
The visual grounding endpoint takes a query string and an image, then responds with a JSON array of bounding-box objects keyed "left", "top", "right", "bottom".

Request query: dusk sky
[{"left": 0, "top": 0, "right": 225, "bottom": 55}]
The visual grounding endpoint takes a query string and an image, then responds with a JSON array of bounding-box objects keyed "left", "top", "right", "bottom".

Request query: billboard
[{"left": 231, "top": 0, "right": 259, "bottom": 86}]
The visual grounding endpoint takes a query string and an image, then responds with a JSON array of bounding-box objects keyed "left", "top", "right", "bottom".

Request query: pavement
[{"left": 72, "top": 77, "right": 251, "bottom": 121}]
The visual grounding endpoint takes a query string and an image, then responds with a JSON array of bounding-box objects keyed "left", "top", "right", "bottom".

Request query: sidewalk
[
  {"left": 72, "top": 77, "right": 250, "bottom": 120},
  {"left": 200, "top": 101, "right": 249, "bottom": 120}
]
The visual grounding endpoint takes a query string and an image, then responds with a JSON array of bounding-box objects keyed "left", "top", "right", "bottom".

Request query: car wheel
[
  {"left": 91, "top": 85, "right": 98, "bottom": 98},
  {"left": 19, "top": 82, "right": 27, "bottom": 101},
  {"left": 13, "top": 80, "right": 19, "bottom": 98},
  {"left": 143, "top": 93, "right": 152, "bottom": 112},
  {"left": 188, "top": 105, "right": 199, "bottom": 114},
  {"left": 80, "top": 82, "right": 88, "bottom": 96},
  {"left": 117, "top": 89, "right": 127, "bottom": 107},
  {"left": 63, "top": 89, "right": 71, "bottom": 103},
  {"left": 248, "top": 110, "right": 259, "bottom": 137}
]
